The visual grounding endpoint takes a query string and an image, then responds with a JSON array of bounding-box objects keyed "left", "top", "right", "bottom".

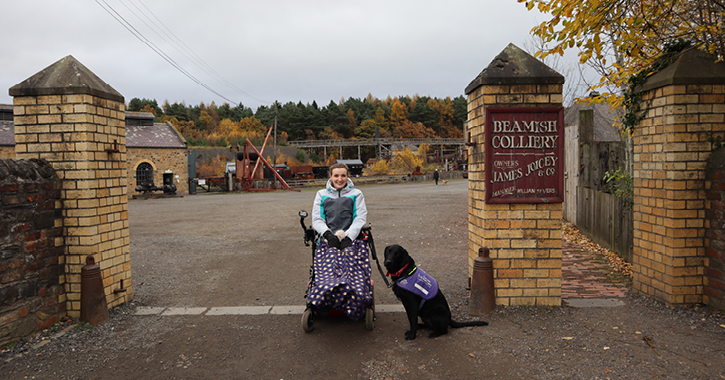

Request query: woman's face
[{"left": 330, "top": 168, "right": 349, "bottom": 189}]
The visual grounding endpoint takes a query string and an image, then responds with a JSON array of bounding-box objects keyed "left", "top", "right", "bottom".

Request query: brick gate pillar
[
  {"left": 465, "top": 44, "right": 565, "bottom": 306},
  {"left": 632, "top": 48, "right": 725, "bottom": 306},
  {"left": 10, "top": 55, "right": 131, "bottom": 317}
]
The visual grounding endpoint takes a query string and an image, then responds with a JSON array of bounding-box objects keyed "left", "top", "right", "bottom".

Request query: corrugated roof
[{"left": 126, "top": 122, "right": 187, "bottom": 148}]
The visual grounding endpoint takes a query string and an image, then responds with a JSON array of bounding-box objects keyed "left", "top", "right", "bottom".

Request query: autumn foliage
[
  {"left": 128, "top": 94, "right": 466, "bottom": 148},
  {"left": 196, "top": 155, "right": 227, "bottom": 178},
  {"left": 519, "top": 0, "right": 725, "bottom": 113}
]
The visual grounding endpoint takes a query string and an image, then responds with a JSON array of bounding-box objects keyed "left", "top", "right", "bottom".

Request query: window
[{"left": 136, "top": 162, "right": 153, "bottom": 186}]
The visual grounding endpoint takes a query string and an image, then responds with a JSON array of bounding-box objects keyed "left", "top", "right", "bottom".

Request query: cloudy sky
[{"left": 1, "top": 0, "right": 586, "bottom": 110}]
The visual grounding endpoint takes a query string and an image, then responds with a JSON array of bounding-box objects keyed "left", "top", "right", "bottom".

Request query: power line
[
  {"left": 133, "top": 0, "right": 268, "bottom": 104},
  {"left": 96, "top": 0, "right": 269, "bottom": 105}
]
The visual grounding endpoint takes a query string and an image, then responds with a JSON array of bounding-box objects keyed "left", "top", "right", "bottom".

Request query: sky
[{"left": 0, "top": 0, "right": 588, "bottom": 111}]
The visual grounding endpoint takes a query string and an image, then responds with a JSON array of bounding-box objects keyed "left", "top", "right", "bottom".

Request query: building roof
[
  {"left": 0, "top": 116, "right": 187, "bottom": 149},
  {"left": 125, "top": 112, "right": 155, "bottom": 126},
  {"left": 564, "top": 102, "right": 623, "bottom": 142},
  {"left": 126, "top": 122, "right": 187, "bottom": 148},
  {"left": 0, "top": 121, "right": 14, "bottom": 146},
  {"left": 337, "top": 159, "right": 364, "bottom": 166}
]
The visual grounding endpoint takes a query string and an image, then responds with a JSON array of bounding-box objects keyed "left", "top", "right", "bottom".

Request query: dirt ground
[{"left": 2, "top": 179, "right": 725, "bottom": 380}]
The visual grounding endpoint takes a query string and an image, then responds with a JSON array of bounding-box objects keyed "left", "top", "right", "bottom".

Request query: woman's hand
[
  {"left": 339, "top": 237, "right": 352, "bottom": 249},
  {"left": 323, "top": 230, "right": 340, "bottom": 249}
]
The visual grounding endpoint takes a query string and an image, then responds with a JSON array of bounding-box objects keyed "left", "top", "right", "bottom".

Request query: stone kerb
[
  {"left": 631, "top": 48, "right": 725, "bottom": 306},
  {"left": 9, "top": 55, "right": 132, "bottom": 318},
  {"left": 465, "top": 44, "right": 565, "bottom": 307}
]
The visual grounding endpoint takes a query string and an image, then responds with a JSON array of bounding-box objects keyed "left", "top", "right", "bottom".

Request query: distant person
[{"left": 434, "top": 169, "right": 440, "bottom": 185}]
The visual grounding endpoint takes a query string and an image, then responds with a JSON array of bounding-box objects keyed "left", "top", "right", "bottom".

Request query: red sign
[{"left": 484, "top": 107, "right": 564, "bottom": 203}]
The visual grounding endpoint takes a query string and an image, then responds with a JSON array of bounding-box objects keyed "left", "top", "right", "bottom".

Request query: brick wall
[
  {"left": 12, "top": 94, "right": 132, "bottom": 316},
  {"left": 632, "top": 83, "right": 724, "bottom": 305},
  {"left": 127, "top": 147, "right": 189, "bottom": 196},
  {"left": 465, "top": 44, "right": 564, "bottom": 307},
  {"left": 10, "top": 56, "right": 132, "bottom": 317},
  {"left": 0, "top": 146, "right": 14, "bottom": 159},
  {"left": 704, "top": 148, "right": 725, "bottom": 310},
  {"left": 0, "top": 159, "right": 65, "bottom": 346}
]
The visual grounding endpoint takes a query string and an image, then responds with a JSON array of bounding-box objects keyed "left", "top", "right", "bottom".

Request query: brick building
[
  {"left": 125, "top": 112, "right": 189, "bottom": 196},
  {"left": 0, "top": 106, "right": 189, "bottom": 196}
]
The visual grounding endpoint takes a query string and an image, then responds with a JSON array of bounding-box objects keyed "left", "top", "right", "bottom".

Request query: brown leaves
[{"left": 563, "top": 222, "right": 633, "bottom": 277}]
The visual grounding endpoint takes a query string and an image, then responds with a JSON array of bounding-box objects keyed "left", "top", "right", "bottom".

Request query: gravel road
[{"left": 2, "top": 179, "right": 724, "bottom": 380}]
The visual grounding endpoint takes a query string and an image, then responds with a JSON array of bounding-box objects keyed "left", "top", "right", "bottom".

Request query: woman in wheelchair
[
  {"left": 312, "top": 162, "right": 367, "bottom": 247},
  {"left": 308, "top": 162, "right": 371, "bottom": 321}
]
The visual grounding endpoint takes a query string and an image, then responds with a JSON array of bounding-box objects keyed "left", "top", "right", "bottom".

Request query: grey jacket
[{"left": 311, "top": 178, "right": 368, "bottom": 240}]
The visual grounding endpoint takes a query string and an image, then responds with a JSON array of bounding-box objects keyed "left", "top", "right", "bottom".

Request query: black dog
[{"left": 384, "top": 244, "right": 488, "bottom": 340}]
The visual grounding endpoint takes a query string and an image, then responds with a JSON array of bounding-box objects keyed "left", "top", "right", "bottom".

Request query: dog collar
[{"left": 386, "top": 263, "right": 410, "bottom": 278}]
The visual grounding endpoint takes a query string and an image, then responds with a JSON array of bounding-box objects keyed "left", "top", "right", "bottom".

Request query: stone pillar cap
[
  {"left": 9, "top": 55, "right": 124, "bottom": 103},
  {"left": 637, "top": 47, "right": 725, "bottom": 93},
  {"left": 465, "top": 43, "right": 564, "bottom": 95}
]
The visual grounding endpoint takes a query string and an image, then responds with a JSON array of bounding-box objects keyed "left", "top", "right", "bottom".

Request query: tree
[
  {"left": 199, "top": 110, "right": 213, "bottom": 131},
  {"left": 217, "top": 119, "right": 239, "bottom": 136},
  {"left": 239, "top": 117, "right": 266, "bottom": 135},
  {"left": 390, "top": 147, "right": 423, "bottom": 172},
  {"left": 451, "top": 96, "right": 468, "bottom": 130},
  {"left": 346, "top": 109, "right": 357, "bottom": 134},
  {"left": 519, "top": 0, "right": 725, "bottom": 112},
  {"left": 254, "top": 105, "right": 275, "bottom": 128},
  {"left": 355, "top": 120, "right": 378, "bottom": 139},
  {"left": 370, "top": 160, "right": 390, "bottom": 175},
  {"left": 417, "top": 143, "right": 430, "bottom": 163},
  {"left": 427, "top": 98, "right": 461, "bottom": 138},
  {"left": 322, "top": 101, "right": 350, "bottom": 137},
  {"left": 128, "top": 98, "right": 161, "bottom": 114},
  {"left": 319, "top": 126, "right": 342, "bottom": 140},
  {"left": 389, "top": 98, "right": 409, "bottom": 128},
  {"left": 409, "top": 96, "right": 438, "bottom": 131},
  {"left": 392, "top": 120, "right": 436, "bottom": 139},
  {"left": 163, "top": 101, "right": 191, "bottom": 121},
  {"left": 342, "top": 97, "right": 375, "bottom": 125},
  {"left": 373, "top": 107, "right": 389, "bottom": 132}
]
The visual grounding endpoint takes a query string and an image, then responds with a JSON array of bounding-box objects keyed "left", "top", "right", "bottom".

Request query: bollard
[
  {"left": 469, "top": 247, "right": 496, "bottom": 315},
  {"left": 80, "top": 255, "right": 109, "bottom": 325}
]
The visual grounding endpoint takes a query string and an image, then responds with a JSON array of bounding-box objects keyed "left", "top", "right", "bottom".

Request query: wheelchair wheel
[
  {"left": 301, "top": 307, "right": 314, "bottom": 332},
  {"left": 365, "top": 283, "right": 375, "bottom": 330},
  {"left": 365, "top": 307, "right": 374, "bottom": 330}
]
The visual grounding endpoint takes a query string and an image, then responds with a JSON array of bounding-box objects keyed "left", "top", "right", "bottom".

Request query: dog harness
[{"left": 395, "top": 266, "right": 438, "bottom": 309}]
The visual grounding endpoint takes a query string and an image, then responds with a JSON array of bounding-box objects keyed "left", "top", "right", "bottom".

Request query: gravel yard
[{"left": 2, "top": 179, "right": 724, "bottom": 379}]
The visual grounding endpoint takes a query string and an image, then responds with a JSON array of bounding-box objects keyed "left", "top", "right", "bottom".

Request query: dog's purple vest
[{"left": 396, "top": 267, "right": 438, "bottom": 309}]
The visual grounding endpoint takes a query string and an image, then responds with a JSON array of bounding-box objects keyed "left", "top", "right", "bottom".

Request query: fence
[{"left": 576, "top": 187, "right": 633, "bottom": 262}]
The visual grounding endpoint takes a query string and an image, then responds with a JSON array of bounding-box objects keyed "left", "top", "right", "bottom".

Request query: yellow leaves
[
  {"left": 519, "top": 0, "right": 725, "bottom": 112},
  {"left": 390, "top": 147, "right": 423, "bottom": 172},
  {"left": 369, "top": 159, "right": 389, "bottom": 175},
  {"left": 563, "top": 222, "right": 633, "bottom": 277}
]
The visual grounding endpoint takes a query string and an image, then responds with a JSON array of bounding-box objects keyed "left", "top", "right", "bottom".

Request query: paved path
[
  {"left": 561, "top": 240, "right": 629, "bottom": 300},
  {"left": 132, "top": 236, "right": 630, "bottom": 317}
]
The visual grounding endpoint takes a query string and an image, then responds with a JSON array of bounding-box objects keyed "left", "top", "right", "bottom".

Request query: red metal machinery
[{"left": 236, "top": 125, "right": 294, "bottom": 192}]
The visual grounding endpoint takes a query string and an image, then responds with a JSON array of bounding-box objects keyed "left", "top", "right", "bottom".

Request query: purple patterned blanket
[{"left": 307, "top": 240, "right": 372, "bottom": 321}]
